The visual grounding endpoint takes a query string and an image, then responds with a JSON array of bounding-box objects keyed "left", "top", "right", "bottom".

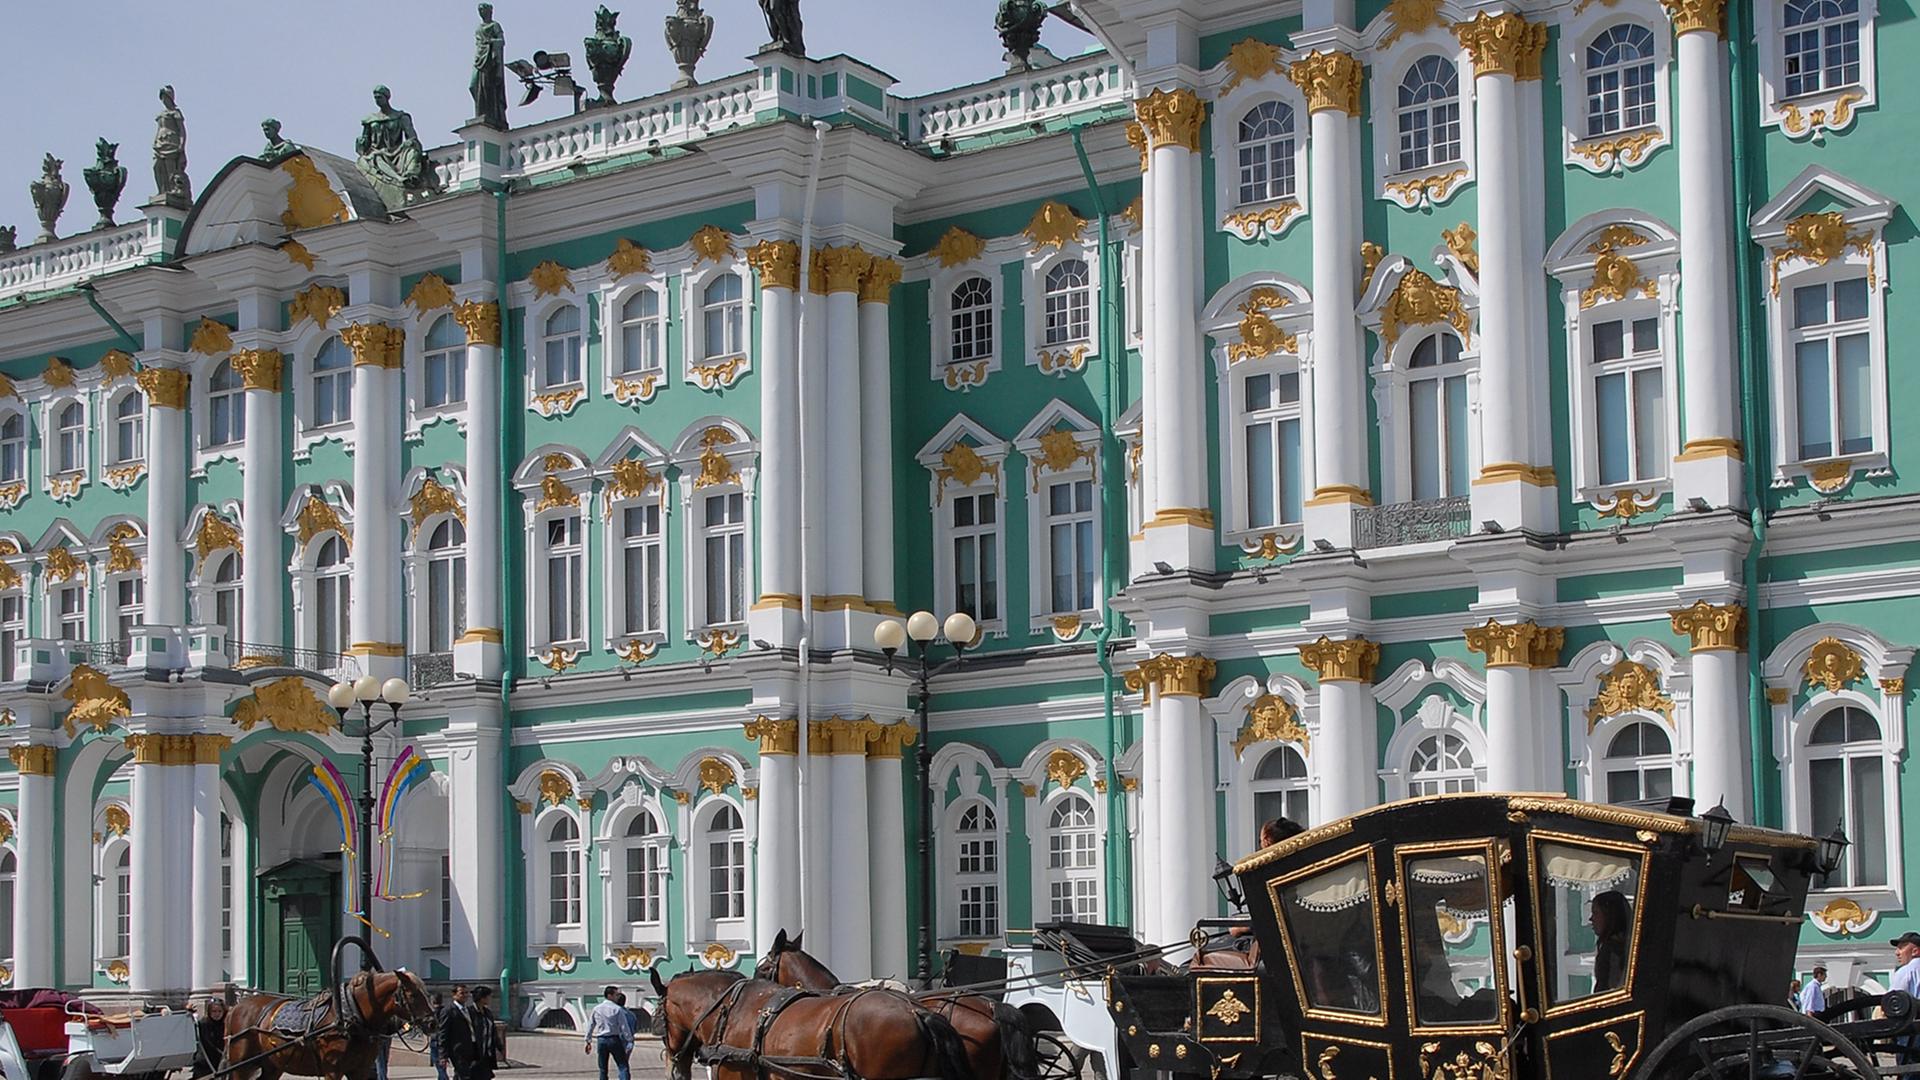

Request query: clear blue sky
[{"left": 3, "top": 1, "right": 1094, "bottom": 239}]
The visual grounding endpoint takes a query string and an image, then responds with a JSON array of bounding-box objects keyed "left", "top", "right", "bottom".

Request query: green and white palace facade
[{"left": 0, "top": 0, "right": 1914, "bottom": 1019}]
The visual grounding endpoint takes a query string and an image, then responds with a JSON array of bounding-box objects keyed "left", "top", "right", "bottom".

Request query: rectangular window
[
  {"left": 622, "top": 504, "right": 664, "bottom": 635},
  {"left": 1592, "top": 316, "right": 1666, "bottom": 486},
  {"left": 1045, "top": 479, "right": 1096, "bottom": 615},
  {"left": 545, "top": 515, "right": 583, "bottom": 643},
  {"left": 626, "top": 844, "right": 663, "bottom": 925},
  {"left": 1784, "top": 4, "right": 1861, "bottom": 98},
  {"left": 114, "top": 405, "right": 145, "bottom": 465},
  {"left": 115, "top": 577, "right": 144, "bottom": 643},
  {"left": 314, "top": 370, "right": 352, "bottom": 427},
  {"left": 439, "top": 853, "right": 452, "bottom": 946},
  {"left": 210, "top": 391, "right": 245, "bottom": 448},
  {"left": 316, "top": 573, "right": 351, "bottom": 657},
  {"left": 56, "top": 585, "right": 85, "bottom": 642},
  {"left": 427, "top": 553, "right": 467, "bottom": 652},
  {"left": 1243, "top": 371, "right": 1303, "bottom": 528},
  {"left": 1791, "top": 277, "right": 1874, "bottom": 461},
  {"left": 950, "top": 492, "right": 999, "bottom": 623},
  {"left": 703, "top": 492, "right": 746, "bottom": 627},
  {"left": 0, "top": 593, "right": 23, "bottom": 681},
  {"left": 220, "top": 819, "right": 234, "bottom": 956},
  {"left": 708, "top": 838, "right": 745, "bottom": 920},
  {"left": 114, "top": 866, "right": 132, "bottom": 958},
  {"left": 425, "top": 346, "right": 466, "bottom": 408},
  {"left": 620, "top": 294, "right": 665, "bottom": 375},
  {"left": 548, "top": 847, "right": 581, "bottom": 926}
]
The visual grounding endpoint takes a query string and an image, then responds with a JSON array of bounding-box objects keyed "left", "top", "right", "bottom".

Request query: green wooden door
[{"left": 262, "top": 861, "right": 340, "bottom": 996}]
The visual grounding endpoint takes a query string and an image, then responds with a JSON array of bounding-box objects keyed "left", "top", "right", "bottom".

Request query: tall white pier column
[
  {"left": 819, "top": 246, "right": 871, "bottom": 641},
  {"left": 746, "top": 241, "right": 803, "bottom": 642},
  {"left": 859, "top": 260, "right": 902, "bottom": 612},
  {"left": 1300, "top": 637, "right": 1380, "bottom": 819},
  {"left": 228, "top": 349, "right": 284, "bottom": 654},
  {"left": 825, "top": 718, "right": 873, "bottom": 981},
  {"left": 454, "top": 297, "right": 504, "bottom": 678},
  {"left": 1664, "top": 0, "right": 1744, "bottom": 508},
  {"left": 1135, "top": 88, "right": 1214, "bottom": 573},
  {"left": 189, "top": 735, "right": 230, "bottom": 991},
  {"left": 1456, "top": 14, "right": 1555, "bottom": 534},
  {"left": 866, "top": 724, "right": 912, "bottom": 979},
  {"left": 445, "top": 712, "right": 503, "bottom": 978},
  {"left": 137, "top": 364, "right": 191, "bottom": 628},
  {"left": 1466, "top": 620, "right": 1563, "bottom": 790},
  {"left": 127, "top": 735, "right": 196, "bottom": 994},
  {"left": 746, "top": 718, "right": 800, "bottom": 947},
  {"left": 1672, "top": 602, "right": 1750, "bottom": 818},
  {"left": 8, "top": 743, "right": 55, "bottom": 987},
  {"left": 1291, "top": 53, "right": 1370, "bottom": 548},
  {"left": 1125, "top": 655, "right": 1215, "bottom": 946},
  {"left": 342, "top": 322, "right": 406, "bottom": 678}
]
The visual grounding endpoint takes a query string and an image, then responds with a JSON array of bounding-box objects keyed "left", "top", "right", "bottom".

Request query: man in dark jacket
[
  {"left": 469, "top": 986, "right": 501, "bottom": 1080},
  {"left": 438, "top": 985, "right": 480, "bottom": 1080}
]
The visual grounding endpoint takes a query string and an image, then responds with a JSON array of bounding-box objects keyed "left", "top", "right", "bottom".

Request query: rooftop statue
[
  {"left": 996, "top": 0, "right": 1051, "bottom": 72},
  {"left": 758, "top": 0, "right": 804, "bottom": 57},
  {"left": 151, "top": 85, "right": 192, "bottom": 207},
  {"left": 259, "top": 118, "right": 300, "bottom": 164},
  {"left": 0, "top": 226, "right": 14, "bottom": 254},
  {"left": 661, "top": 1, "right": 708, "bottom": 91},
  {"left": 30, "top": 154, "right": 68, "bottom": 243},
  {"left": 355, "top": 85, "right": 434, "bottom": 210},
  {"left": 588, "top": 5, "right": 636, "bottom": 103},
  {"left": 470, "top": 3, "right": 509, "bottom": 130},
  {"left": 82, "top": 138, "right": 128, "bottom": 230}
]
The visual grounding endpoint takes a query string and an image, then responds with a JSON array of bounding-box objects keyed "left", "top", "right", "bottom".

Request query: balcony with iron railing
[
  {"left": 1353, "top": 497, "right": 1473, "bottom": 550},
  {"left": 225, "top": 641, "right": 350, "bottom": 676}
]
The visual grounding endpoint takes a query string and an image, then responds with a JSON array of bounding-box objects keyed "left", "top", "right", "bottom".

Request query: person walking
[
  {"left": 470, "top": 986, "right": 502, "bottom": 1080},
  {"left": 1891, "top": 934, "right": 1920, "bottom": 1063},
  {"left": 585, "top": 985, "right": 636, "bottom": 1080},
  {"left": 439, "top": 985, "right": 478, "bottom": 1080},
  {"left": 426, "top": 993, "right": 448, "bottom": 1080},
  {"left": 1798, "top": 965, "right": 1828, "bottom": 1015}
]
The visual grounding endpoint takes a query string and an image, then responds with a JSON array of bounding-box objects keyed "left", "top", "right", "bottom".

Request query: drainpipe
[
  {"left": 795, "top": 120, "right": 830, "bottom": 941},
  {"left": 1070, "top": 124, "right": 1131, "bottom": 923},
  {"left": 1725, "top": 3, "right": 1774, "bottom": 827},
  {"left": 78, "top": 284, "right": 143, "bottom": 352},
  {"left": 492, "top": 182, "right": 522, "bottom": 969}
]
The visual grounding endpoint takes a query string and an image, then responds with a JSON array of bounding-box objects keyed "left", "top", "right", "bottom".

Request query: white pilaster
[
  {"left": 802, "top": 740, "right": 833, "bottom": 960},
  {"left": 820, "top": 249, "right": 868, "bottom": 626},
  {"left": 749, "top": 723, "right": 800, "bottom": 946},
  {"left": 859, "top": 262, "right": 900, "bottom": 611},
  {"left": 1673, "top": 601, "right": 1751, "bottom": 819},
  {"left": 825, "top": 721, "right": 872, "bottom": 981},
  {"left": 445, "top": 713, "right": 503, "bottom": 978},
  {"left": 10, "top": 746, "right": 55, "bottom": 987},
  {"left": 746, "top": 242, "right": 802, "bottom": 644},
  {"left": 866, "top": 730, "right": 909, "bottom": 979},
  {"left": 1128, "top": 655, "right": 1215, "bottom": 946},
  {"left": 345, "top": 323, "right": 405, "bottom": 678},
  {"left": 189, "top": 747, "right": 225, "bottom": 990},
  {"left": 1300, "top": 635, "right": 1381, "bottom": 819},
  {"left": 142, "top": 378, "right": 190, "bottom": 628},
  {"left": 233, "top": 353, "right": 283, "bottom": 651},
  {"left": 128, "top": 751, "right": 193, "bottom": 994},
  {"left": 456, "top": 295, "right": 505, "bottom": 679},
  {"left": 1467, "top": 619, "right": 1562, "bottom": 791}
]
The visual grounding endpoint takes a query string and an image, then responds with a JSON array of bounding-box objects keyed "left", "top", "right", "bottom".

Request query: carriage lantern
[
  {"left": 1699, "top": 799, "right": 1735, "bottom": 853},
  {"left": 1212, "top": 856, "right": 1245, "bottom": 911},
  {"left": 1816, "top": 823, "right": 1852, "bottom": 878}
]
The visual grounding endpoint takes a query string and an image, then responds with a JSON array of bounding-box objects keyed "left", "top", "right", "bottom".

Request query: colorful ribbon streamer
[{"left": 374, "top": 748, "right": 434, "bottom": 900}]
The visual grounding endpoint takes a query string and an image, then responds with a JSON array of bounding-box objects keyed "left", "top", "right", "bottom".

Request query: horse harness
[{"left": 695, "top": 983, "right": 901, "bottom": 1080}]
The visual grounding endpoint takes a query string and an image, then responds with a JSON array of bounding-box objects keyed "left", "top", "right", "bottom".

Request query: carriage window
[
  {"left": 1535, "top": 840, "right": 1643, "bottom": 1006},
  {"left": 1402, "top": 852, "right": 1500, "bottom": 1027},
  {"left": 1729, "top": 855, "right": 1783, "bottom": 912},
  {"left": 1274, "top": 854, "right": 1382, "bottom": 1017}
]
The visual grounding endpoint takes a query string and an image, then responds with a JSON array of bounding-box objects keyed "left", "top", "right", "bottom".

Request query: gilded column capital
[
  {"left": 818, "top": 245, "right": 874, "bottom": 295},
  {"left": 1299, "top": 636, "right": 1381, "bottom": 684},
  {"left": 1659, "top": 0, "right": 1726, "bottom": 36},
  {"left": 1669, "top": 601, "right": 1747, "bottom": 652},
  {"left": 1465, "top": 619, "right": 1564, "bottom": 669},
  {"left": 867, "top": 722, "right": 917, "bottom": 759},
  {"left": 1452, "top": 12, "right": 1548, "bottom": 80},
  {"left": 746, "top": 240, "right": 801, "bottom": 291},
  {"left": 819, "top": 715, "right": 879, "bottom": 755},
  {"left": 859, "top": 257, "right": 903, "bottom": 305},
  {"left": 340, "top": 322, "right": 405, "bottom": 369},
  {"left": 1133, "top": 88, "right": 1205, "bottom": 153},
  {"left": 134, "top": 368, "right": 190, "bottom": 409},
  {"left": 1288, "top": 51, "right": 1364, "bottom": 115},
  {"left": 453, "top": 300, "right": 502, "bottom": 346},
  {"left": 1123, "top": 653, "right": 1216, "bottom": 702},
  {"left": 124, "top": 733, "right": 212, "bottom": 766},
  {"left": 8, "top": 744, "right": 55, "bottom": 776},
  {"left": 229, "top": 348, "right": 284, "bottom": 392}
]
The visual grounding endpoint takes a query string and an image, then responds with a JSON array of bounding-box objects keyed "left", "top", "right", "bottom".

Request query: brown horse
[
  {"left": 224, "top": 970, "right": 436, "bottom": 1080},
  {"left": 754, "top": 930, "right": 1038, "bottom": 1080},
  {"left": 648, "top": 966, "right": 973, "bottom": 1080}
]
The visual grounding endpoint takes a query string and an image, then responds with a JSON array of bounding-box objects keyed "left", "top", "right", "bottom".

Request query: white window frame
[
  {"left": 603, "top": 797, "right": 671, "bottom": 947},
  {"left": 1363, "top": 260, "right": 1483, "bottom": 508},
  {"left": 43, "top": 393, "right": 89, "bottom": 499},
  {"left": 292, "top": 530, "right": 353, "bottom": 667},
  {"left": 96, "top": 834, "right": 133, "bottom": 965},
  {"left": 509, "top": 267, "right": 606, "bottom": 420},
  {"left": 1756, "top": 0, "right": 1878, "bottom": 138},
  {"left": 688, "top": 798, "right": 750, "bottom": 945},
  {"left": 1379, "top": 694, "right": 1490, "bottom": 801},
  {"left": 1558, "top": 9, "right": 1671, "bottom": 174},
  {"left": 1795, "top": 699, "right": 1896, "bottom": 892},
  {"left": 946, "top": 797, "right": 1005, "bottom": 942},
  {"left": 411, "top": 514, "right": 468, "bottom": 655},
  {"left": 531, "top": 806, "right": 588, "bottom": 946},
  {"left": 1022, "top": 239, "right": 1102, "bottom": 377},
  {"left": 1368, "top": 34, "right": 1478, "bottom": 209},
  {"left": 930, "top": 270, "right": 1002, "bottom": 388},
  {"left": 533, "top": 508, "right": 588, "bottom": 653},
  {"left": 682, "top": 262, "right": 754, "bottom": 392},
  {"left": 536, "top": 302, "right": 587, "bottom": 393},
  {"left": 290, "top": 334, "right": 355, "bottom": 454},
  {"left": 1251, "top": 744, "right": 1313, "bottom": 829},
  {"left": 1015, "top": 411, "right": 1102, "bottom": 631},
  {"left": 918, "top": 420, "right": 1011, "bottom": 637},
  {"left": 406, "top": 311, "right": 469, "bottom": 437},
  {"left": 0, "top": 406, "right": 27, "bottom": 496},
  {"left": 46, "top": 573, "right": 89, "bottom": 642},
  {"left": 203, "top": 358, "right": 247, "bottom": 456},
  {"left": 1206, "top": 277, "right": 1316, "bottom": 548},
  {"left": 607, "top": 488, "right": 668, "bottom": 648},
  {"left": 102, "top": 386, "right": 147, "bottom": 470},
  {"left": 1211, "top": 84, "right": 1311, "bottom": 240},
  {"left": 0, "top": 842, "right": 15, "bottom": 965},
  {"left": 1034, "top": 788, "right": 1103, "bottom": 924},
  {"left": 604, "top": 278, "right": 671, "bottom": 405},
  {"left": 673, "top": 425, "right": 758, "bottom": 637},
  {"left": 0, "top": 585, "right": 27, "bottom": 681},
  {"left": 189, "top": 505, "right": 244, "bottom": 645},
  {"left": 109, "top": 571, "right": 144, "bottom": 646},
  {"left": 1593, "top": 716, "right": 1678, "bottom": 805}
]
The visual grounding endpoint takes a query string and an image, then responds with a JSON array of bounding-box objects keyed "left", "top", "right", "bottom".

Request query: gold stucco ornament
[{"left": 233, "top": 677, "right": 338, "bottom": 735}]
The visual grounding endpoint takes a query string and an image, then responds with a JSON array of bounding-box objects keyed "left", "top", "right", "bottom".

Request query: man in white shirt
[
  {"left": 1799, "top": 965, "right": 1828, "bottom": 1015},
  {"left": 584, "top": 985, "right": 636, "bottom": 1080},
  {"left": 1891, "top": 934, "right": 1920, "bottom": 1063}
]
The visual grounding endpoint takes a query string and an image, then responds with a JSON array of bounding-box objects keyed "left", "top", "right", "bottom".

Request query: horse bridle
[{"left": 345, "top": 972, "right": 435, "bottom": 1038}]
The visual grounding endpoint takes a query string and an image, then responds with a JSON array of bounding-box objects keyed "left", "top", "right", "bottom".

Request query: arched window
[
  {"left": 53, "top": 402, "right": 85, "bottom": 475},
  {"left": 1236, "top": 101, "right": 1297, "bottom": 205},
  {"left": 210, "top": 552, "right": 242, "bottom": 643},
  {"left": 703, "top": 276, "right": 745, "bottom": 360},
  {"left": 620, "top": 809, "right": 667, "bottom": 930},
  {"left": 1790, "top": 275, "right": 1873, "bottom": 460},
  {"left": 1585, "top": 25, "right": 1657, "bottom": 137},
  {"left": 1242, "top": 369, "right": 1303, "bottom": 528},
  {"left": 425, "top": 519, "right": 467, "bottom": 652},
  {"left": 1784, "top": 0, "right": 1862, "bottom": 98},
  {"left": 703, "top": 804, "right": 746, "bottom": 926},
  {"left": 1602, "top": 721, "right": 1673, "bottom": 804},
  {"left": 219, "top": 815, "right": 234, "bottom": 961},
  {"left": 954, "top": 800, "right": 1000, "bottom": 938},
  {"left": 1396, "top": 56, "right": 1462, "bottom": 172},
  {"left": 1407, "top": 332, "right": 1469, "bottom": 500},
  {"left": 312, "top": 337, "right": 352, "bottom": 428},
  {"left": 0, "top": 848, "right": 14, "bottom": 960},
  {"left": 313, "top": 535, "right": 351, "bottom": 658},
  {"left": 541, "top": 306, "right": 584, "bottom": 388},
  {"left": 1043, "top": 793, "right": 1100, "bottom": 922},
  {"left": 209, "top": 360, "right": 246, "bottom": 446},
  {"left": 110, "top": 392, "right": 145, "bottom": 466},
  {"left": 1807, "top": 705, "right": 1885, "bottom": 887},
  {"left": 0, "top": 414, "right": 23, "bottom": 484},
  {"left": 950, "top": 277, "right": 995, "bottom": 365},
  {"left": 1408, "top": 733, "right": 1478, "bottom": 796},
  {"left": 544, "top": 815, "right": 584, "bottom": 928},
  {"left": 619, "top": 291, "right": 664, "bottom": 376},
  {"left": 0, "top": 586, "right": 24, "bottom": 681},
  {"left": 109, "top": 844, "right": 132, "bottom": 959},
  {"left": 1252, "top": 745, "right": 1310, "bottom": 830},
  {"left": 423, "top": 314, "right": 466, "bottom": 408},
  {"left": 1042, "top": 260, "right": 1091, "bottom": 347}
]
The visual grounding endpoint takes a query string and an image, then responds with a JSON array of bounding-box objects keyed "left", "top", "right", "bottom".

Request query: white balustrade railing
[
  {"left": 0, "top": 220, "right": 160, "bottom": 303},
  {"left": 908, "top": 55, "right": 1132, "bottom": 144}
]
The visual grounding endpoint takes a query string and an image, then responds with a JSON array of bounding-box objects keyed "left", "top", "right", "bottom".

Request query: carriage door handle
[{"left": 1511, "top": 946, "right": 1540, "bottom": 1025}]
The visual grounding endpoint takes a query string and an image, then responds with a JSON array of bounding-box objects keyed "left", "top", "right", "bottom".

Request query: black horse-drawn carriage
[{"left": 1108, "top": 792, "right": 1904, "bottom": 1080}]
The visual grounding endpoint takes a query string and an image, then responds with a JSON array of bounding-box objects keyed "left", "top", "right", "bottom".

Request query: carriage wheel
[
  {"left": 1032, "top": 1032, "right": 1088, "bottom": 1080},
  {"left": 1630, "top": 1004, "right": 1881, "bottom": 1080}
]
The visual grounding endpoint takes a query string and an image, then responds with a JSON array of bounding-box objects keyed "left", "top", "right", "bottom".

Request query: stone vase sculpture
[
  {"left": 29, "top": 154, "right": 68, "bottom": 243},
  {"left": 83, "top": 138, "right": 128, "bottom": 230},
  {"left": 996, "top": 0, "right": 1050, "bottom": 72},
  {"left": 0, "top": 226, "right": 16, "bottom": 254},
  {"left": 662, "top": 0, "right": 711, "bottom": 90},
  {"left": 587, "top": 6, "right": 635, "bottom": 105}
]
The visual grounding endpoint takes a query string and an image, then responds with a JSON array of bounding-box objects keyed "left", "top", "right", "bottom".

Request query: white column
[
  {"left": 820, "top": 248, "right": 869, "bottom": 611},
  {"left": 1467, "top": 620, "right": 1561, "bottom": 790},
  {"left": 859, "top": 261, "right": 901, "bottom": 611},
  {"left": 139, "top": 371, "right": 191, "bottom": 628},
  {"left": 1129, "top": 656, "right": 1214, "bottom": 945},
  {"left": 1135, "top": 695, "right": 1163, "bottom": 944},
  {"left": 1135, "top": 88, "right": 1214, "bottom": 572},
  {"left": 233, "top": 351, "right": 284, "bottom": 651},
  {"left": 802, "top": 732, "right": 834, "bottom": 961},
  {"left": 1291, "top": 54, "right": 1370, "bottom": 547},
  {"left": 1301, "top": 637, "right": 1381, "bottom": 819},
  {"left": 1673, "top": 602, "right": 1751, "bottom": 818},
  {"left": 343, "top": 323, "right": 405, "bottom": 676},
  {"left": 866, "top": 727, "right": 909, "bottom": 980},
  {"left": 1668, "top": 4, "right": 1744, "bottom": 507},
  {"left": 455, "top": 300, "right": 504, "bottom": 678},
  {"left": 128, "top": 742, "right": 193, "bottom": 994},
  {"left": 746, "top": 242, "right": 802, "bottom": 633},
  {"left": 801, "top": 276, "right": 829, "bottom": 610},
  {"left": 748, "top": 720, "right": 800, "bottom": 946},
  {"left": 1459, "top": 15, "right": 1555, "bottom": 533},
  {"left": 446, "top": 714, "right": 503, "bottom": 978},
  {"left": 825, "top": 719, "right": 873, "bottom": 981},
  {"left": 10, "top": 747, "right": 55, "bottom": 987},
  {"left": 189, "top": 738, "right": 228, "bottom": 990}
]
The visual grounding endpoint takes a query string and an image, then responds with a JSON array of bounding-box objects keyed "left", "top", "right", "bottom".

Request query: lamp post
[
  {"left": 875, "top": 609, "right": 975, "bottom": 988},
  {"left": 328, "top": 674, "right": 412, "bottom": 970}
]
